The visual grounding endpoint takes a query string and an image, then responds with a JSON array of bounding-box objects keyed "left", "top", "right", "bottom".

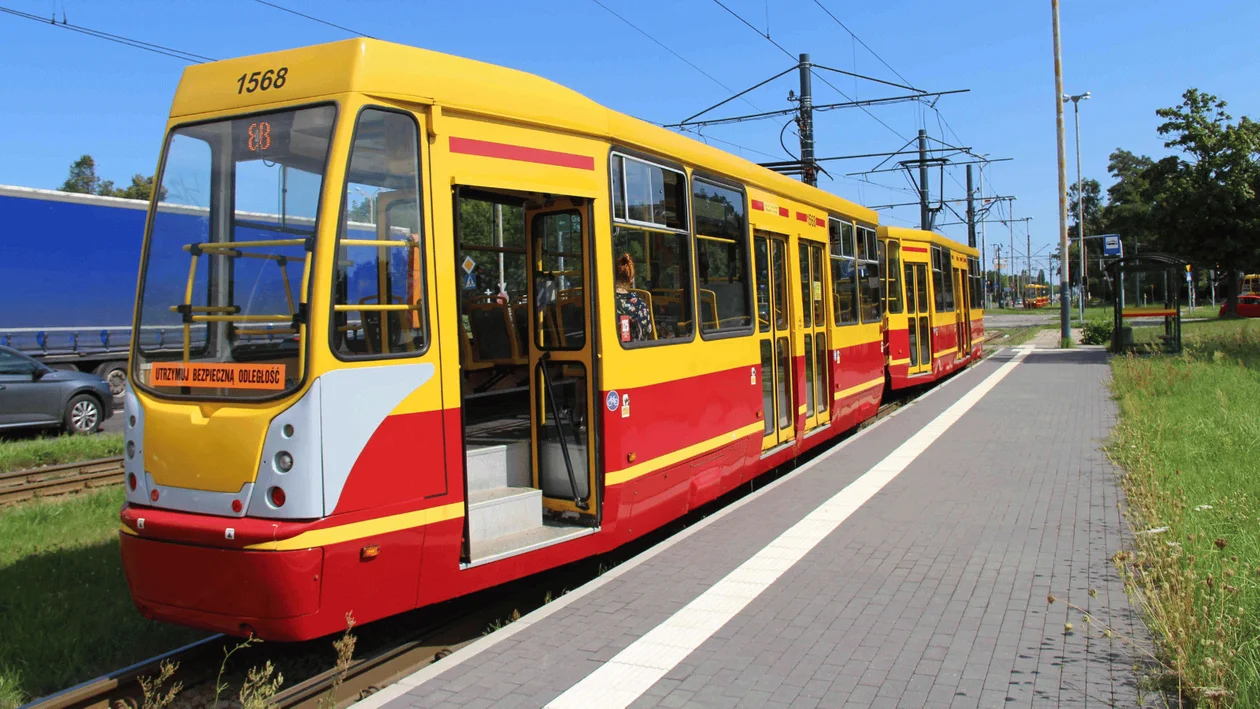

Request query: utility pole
[
  {"left": 797, "top": 54, "right": 817, "bottom": 187},
  {"left": 1027, "top": 227, "right": 1032, "bottom": 303},
  {"left": 918, "top": 129, "right": 930, "bottom": 230},
  {"left": 1009, "top": 211, "right": 1015, "bottom": 305},
  {"left": 979, "top": 164, "right": 987, "bottom": 307},
  {"left": 966, "top": 165, "right": 976, "bottom": 249},
  {"left": 1052, "top": 0, "right": 1071, "bottom": 344},
  {"left": 995, "top": 244, "right": 1003, "bottom": 308}
]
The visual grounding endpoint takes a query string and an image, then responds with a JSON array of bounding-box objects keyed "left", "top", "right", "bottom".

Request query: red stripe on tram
[{"left": 448, "top": 137, "right": 595, "bottom": 171}]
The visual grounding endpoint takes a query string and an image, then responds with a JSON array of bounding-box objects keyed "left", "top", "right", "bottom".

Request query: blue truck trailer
[{"left": 0, "top": 185, "right": 146, "bottom": 399}]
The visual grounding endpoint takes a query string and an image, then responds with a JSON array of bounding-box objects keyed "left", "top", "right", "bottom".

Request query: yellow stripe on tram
[
  {"left": 833, "top": 376, "right": 884, "bottom": 401},
  {"left": 606, "top": 422, "right": 765, "bottom": 487}
]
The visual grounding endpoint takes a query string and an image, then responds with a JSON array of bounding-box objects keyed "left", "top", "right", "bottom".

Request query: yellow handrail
[
  {"left": 184, "top": 239, "right": 306, "bottom": 250},
  {"left": 339, "top": 238, "right": 414, "bottom": 248},
  {"left": 332, "top": 303, "right": 420, "bottom": 312},
  {"left": 191, "top": 314, "right": 292, "bottom": 323}
]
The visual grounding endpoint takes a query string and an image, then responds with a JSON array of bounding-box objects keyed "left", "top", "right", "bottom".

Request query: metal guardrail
[{"left": 0, "top": 457, "right": 125, "bottom": 506}]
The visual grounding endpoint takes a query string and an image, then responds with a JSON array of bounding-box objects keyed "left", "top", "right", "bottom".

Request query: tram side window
[
  {"left": 886, "top": 240, "right": 903, "bottom": 314},
  {"left": 941, "top": 248, "right": 955, "bottom": 312},
  {"left": 969, "top": 257, "right": 982, "bottom": 308},
  {"left": 857, "top": 226, "right": 881, "bottom": 323},
  {"left": 692, "top": 178, "right": 752, "bottom": 334},
  {"left": 829, "top": 219, "right": 858, "bottom": 325},
  {"left": 931, "top": 246, "right": 945, "bottom": 313},
  {"left": 332, "top": 109, "right": 426, "bottom": 358},
  {"left": 610, "top": 152, "right": 693, "bottom": 345}
]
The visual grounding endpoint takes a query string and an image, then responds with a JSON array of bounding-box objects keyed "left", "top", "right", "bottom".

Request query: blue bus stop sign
[{"left": 1102, "top": 235, "right": 1122, "bottom": 257}]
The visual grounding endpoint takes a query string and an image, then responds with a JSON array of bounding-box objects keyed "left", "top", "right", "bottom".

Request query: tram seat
[
  {"left": 466, "top": 296, "right": 524, "bottom": 365},
  {"left": 557, "top": 295, "right": 585, "bottom": 347},
  {"left": 459, "top": 322, "right": 493, "bottom": 371}
]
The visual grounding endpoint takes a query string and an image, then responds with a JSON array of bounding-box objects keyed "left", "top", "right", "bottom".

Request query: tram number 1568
[{"left": 236, "top": 67, "right": 289, "bottom": 95}]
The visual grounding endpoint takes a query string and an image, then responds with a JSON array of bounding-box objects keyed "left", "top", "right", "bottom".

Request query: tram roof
[
  {"left": 171, "top": 38, "right": 877, "bottom": 224},
  {"left": 878, "top": 226, "right": 979, "bottom": 257}
]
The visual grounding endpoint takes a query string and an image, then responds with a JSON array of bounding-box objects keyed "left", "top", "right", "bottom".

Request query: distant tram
[{"left": 118, "top": 38, "right": 983, "bottom": 641}]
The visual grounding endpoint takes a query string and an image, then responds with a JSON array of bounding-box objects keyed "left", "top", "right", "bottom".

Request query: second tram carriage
[{"left": 117, "top": 38, "right": 983, "bottom": 641}]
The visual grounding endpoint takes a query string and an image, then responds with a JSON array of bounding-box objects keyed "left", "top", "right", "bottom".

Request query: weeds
[
  {"left": 317, "top": 613, "right": 357, "bottom": 709},
  {"left": 483, "top": 609, "right": 520, "bottom": 636},
  {"left": 238, "top": 661, "right": 284, "bottom": 709},
  {"left": 212, "top": 636, "right": 259, "bottom": 709},
  {"left": 133, "top": 661, "right": 182, "bottom": 709}
]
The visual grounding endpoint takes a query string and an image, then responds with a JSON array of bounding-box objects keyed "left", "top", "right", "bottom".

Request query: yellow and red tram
[
  {"left": 880, "top": 227, "right": 982, "bottom": 389},
  {"left": 118, "top": 38, "right": 981, "bottom": 641}
]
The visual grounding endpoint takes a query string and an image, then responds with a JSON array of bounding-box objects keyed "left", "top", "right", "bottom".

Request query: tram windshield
[{"left": 132, "top": 105, "right": 336, "bottom": 399}]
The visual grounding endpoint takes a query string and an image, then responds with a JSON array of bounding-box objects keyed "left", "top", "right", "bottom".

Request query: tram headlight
[
  {"left": 274, "top": 451, "right": 294, "bottom": 473},
  {"left": 126, "top": 440, "right": 136, "bottom": 459}
]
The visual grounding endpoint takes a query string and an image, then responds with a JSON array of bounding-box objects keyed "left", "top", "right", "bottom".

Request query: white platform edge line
[
  {"left": 351, "top": 349, "right": 1012, "bottom": 709},
  {"left": 545, "top": 349, "right": 1029, "bottom": 709}
]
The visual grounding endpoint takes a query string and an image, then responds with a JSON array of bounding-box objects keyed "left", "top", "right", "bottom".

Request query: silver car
[{"left": 0, "top": 346, "right": 114, "bottom": 434}]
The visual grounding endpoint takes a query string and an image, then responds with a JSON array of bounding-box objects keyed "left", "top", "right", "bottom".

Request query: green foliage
[
  {"left": 1067, "top": 177, "right": 1105, "bottom": 240},
  {"left": 58, "top": 154, "right": 159, "bottom": 201},
  {"left": 0, "top": 433, "right": 122, "bottom": 474},
  {"left": 1143, "top": 90, "right": 1260, "bottom": 301},
  {"left": 1081, "top": 317, "right": 1113, "bottom": 345},
  {"left": 1110, "top": 319, "right": 1260, "bottom": 705},
  {"left": 0, "top": 488, "right": 203, "bottom": 706}
]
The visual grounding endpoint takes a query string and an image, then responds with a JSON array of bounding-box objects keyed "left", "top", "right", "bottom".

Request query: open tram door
[
  {"left": 797, "top": 236, "right": 830, "bottom": 432},
  {"left": 955, "top": 261, "right": 971, "bottom": 357},
  {"left": 525, "top": 198, "right": 599, "bottom": 522},
  {"left": 904, "top": 259, "right": 931, "bottom": 376},
  {"left": 753, "top": 230, "right": 795, "bottom": 449}
]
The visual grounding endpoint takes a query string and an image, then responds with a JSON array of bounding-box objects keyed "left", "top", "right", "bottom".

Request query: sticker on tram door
[
  {"left": 621, "top": 393, "right": 630, "bottom": 418},
  {"left": 619, "top": 315, "right": 631, "bottom": 342},
  {"left": 149, "top": 362, "right": 286, "bottom": 390},
  {"left": 750, "top": 366, "right": 756, "bottom": 385}
]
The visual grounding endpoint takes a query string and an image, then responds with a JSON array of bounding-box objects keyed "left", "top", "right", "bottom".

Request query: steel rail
[{"left": 0, "top": 456, "right": 126, "bottom": 506}]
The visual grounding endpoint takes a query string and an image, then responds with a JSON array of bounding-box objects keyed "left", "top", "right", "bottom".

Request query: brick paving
[{"left": 370, "top": 347, "right": 1152, "bottom": 709}]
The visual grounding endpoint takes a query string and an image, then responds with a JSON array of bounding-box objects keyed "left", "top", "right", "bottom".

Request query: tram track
[{"left": 0, "top": 456, "right": 125, "bottom": 506}]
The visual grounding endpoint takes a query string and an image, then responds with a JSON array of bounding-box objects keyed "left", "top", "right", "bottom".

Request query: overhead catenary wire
[
  {"left": 252, "top": 0, "right": 374, "bottom": 39},
  {"left": 809, "top": 0, "right": 915, "bottom": 89},
  {"left": 588, "top": 0, "right": 760, "bottom": 113},
  {"left": 708, "top": 0, "right": 908, "bottom": 142},
  {"left": 0, "top": 4, "right": 213, "bottom": 62}
]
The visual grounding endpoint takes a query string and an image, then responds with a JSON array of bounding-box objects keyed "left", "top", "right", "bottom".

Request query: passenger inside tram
[{"left": 614, "top": 253, "right": 654, "bottom": 342}]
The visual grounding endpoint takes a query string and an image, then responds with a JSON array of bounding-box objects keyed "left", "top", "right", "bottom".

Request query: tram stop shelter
[{"left": 1105, "top": 252, "right": 1189, "bottom": 354}]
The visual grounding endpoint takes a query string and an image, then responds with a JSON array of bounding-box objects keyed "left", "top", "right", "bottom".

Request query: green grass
[
  {"left": 0, "top": 434, "right": 123, "bottom": 474},
  {"left": 1109, "top": 318, "right": 1260, "bottom": 705},
  {"left": 0, "top": 487, "right": 203, "bottom": 708}
]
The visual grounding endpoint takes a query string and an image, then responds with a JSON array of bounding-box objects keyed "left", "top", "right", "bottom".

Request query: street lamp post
[{"left": 1064, "top": 91, "right": 1090, "bottom": 323}]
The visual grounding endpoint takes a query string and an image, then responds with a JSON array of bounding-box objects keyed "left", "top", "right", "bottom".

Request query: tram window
[
  {"left": 829, "top": 219, "right": 858, "bottom": 325},
  {"left": 931, "top": 246, "right": 945, "bottom": 313},
  {"left": 611, "top": 153, "right": 687, "bottom": 231},
  {"left": 886, "top": 240, "right": 903, "bottom": 314},
  {"left": 692, "top": 178, "right": 752, "bottom": 335},
  {"left": 456, "top": 192, "right": 527, "bottom": 362},
  {"left": 754, "top": 236, "right": 770, "bottom": 333},
  {"left": 612, "top": 227, "right": 693, "bottom": 343},
  {"left": 941, "top": 247, "right": 955, "bottom": 312},
  {"left": 332, "top": 109, "right": 425, "bottom": 358},
  {"left": 857, "top": 226, "right": 881, "bottom": 323}
]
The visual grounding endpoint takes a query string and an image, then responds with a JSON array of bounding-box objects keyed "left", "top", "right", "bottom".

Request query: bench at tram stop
[{"left": 1105, "top": 252, "right": 1191, "bottom": 354}]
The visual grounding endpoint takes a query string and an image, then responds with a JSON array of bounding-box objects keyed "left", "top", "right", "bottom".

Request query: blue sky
[{"left": 2, "top": 0, "right": 1258, "bottom": 274}]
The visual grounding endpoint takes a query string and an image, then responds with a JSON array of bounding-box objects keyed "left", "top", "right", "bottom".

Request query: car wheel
[
  {"left": 65, "top": 394, "right": 102, "bottom": 435},
  {"left": 95, "top": 361, "right": 128, "bottom": 399}
]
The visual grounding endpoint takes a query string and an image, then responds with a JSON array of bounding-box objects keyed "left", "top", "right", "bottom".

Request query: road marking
[{"left": 546, "top": 349, "right": 1029, "bottom": 709}]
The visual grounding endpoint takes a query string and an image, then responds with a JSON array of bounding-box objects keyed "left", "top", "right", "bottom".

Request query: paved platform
[{"left": 360, "top": 345, "right": 1150, "bottom": 708}]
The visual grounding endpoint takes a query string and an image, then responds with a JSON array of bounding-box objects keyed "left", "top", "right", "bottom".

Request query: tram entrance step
[
  {"left": 466, "top": 521, "right": 594, "bottom": 568},
  {"left": 468, "top": 486, "right": 542, "bottom": 540},
  {"left": 466, "top": 440, "right": 531, "bottom": 493}
]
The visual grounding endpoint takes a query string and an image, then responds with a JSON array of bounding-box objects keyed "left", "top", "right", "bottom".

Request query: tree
[
  {"left": 1142, "top": 89, "right": 1260, "bottom": 314},
  {"left": 58, "top": 155, "right": 160, "bottom": 201},
  {"left": 1066, "top": 178, "right": 1105, "bottom": 241},
  {"left": 60, "top": 154, "right": 103, "bottom": 194}
]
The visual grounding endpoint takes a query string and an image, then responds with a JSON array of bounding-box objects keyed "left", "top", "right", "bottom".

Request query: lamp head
[{"left": 1082, "top": 91, "right": 1092, "bottom": 101}]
